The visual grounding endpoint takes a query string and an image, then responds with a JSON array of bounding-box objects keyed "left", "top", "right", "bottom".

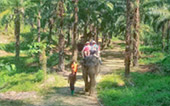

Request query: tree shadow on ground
[
  {"left": 0, "top": 56, "right": 39, "bottom": 74},
  {"left": 101, "top": 50, "right": 124, "bottom": 60},
  {"left": 39, "top": 86, "right": 89, "bottom": 106},
  {"left": 0, "top": 99, "right": 35, "bottom": 106},
  {"left": 0, "top": 41, "right": 30, "bottom": 54}
]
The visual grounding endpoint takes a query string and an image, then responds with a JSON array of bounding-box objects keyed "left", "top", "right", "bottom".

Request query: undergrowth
[{"left": 97, "top": 71, "right": 170, "bottom": 106}]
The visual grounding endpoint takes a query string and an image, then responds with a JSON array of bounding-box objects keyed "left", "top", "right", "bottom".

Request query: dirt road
[{"left": 0, "top": 41, "right": 125, "bottom": 106}]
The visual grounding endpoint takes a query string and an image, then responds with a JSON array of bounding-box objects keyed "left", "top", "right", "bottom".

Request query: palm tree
[
  {"left": 133, "top": 0, "right": 140, "bottom": 66},
  {"left": 72, "top": 0, "right": 79, "bottom": 62},
  {"left": 14, "top": 7, "right": 20, "bottom": 62},
  {"left": 125, "top": 0, "right": 133, "bottom": 77},
  {"left": 142, "top": 0, "right": 170, "bottom": 51},
  {"left": 0, "top": 0, "right": 26, "bottom": 62},
  {"left": 58, "top": 0, "right": 65, "bottom": 71}
]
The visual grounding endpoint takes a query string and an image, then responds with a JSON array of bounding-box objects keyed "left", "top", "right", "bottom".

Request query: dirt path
[
  {"left": 31, "top": 41, "right": 125, "bottom": 106},
  {"left": 0, "top": 41, "right": 125, "bottom": 106}
]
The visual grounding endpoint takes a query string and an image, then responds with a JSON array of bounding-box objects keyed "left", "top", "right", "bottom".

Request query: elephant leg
[
  {"left": 82, "top": 69, "right": 89, "bottom": 92},
  {"left": 89, "top": 74, "right": 96, "bottom": 96}
]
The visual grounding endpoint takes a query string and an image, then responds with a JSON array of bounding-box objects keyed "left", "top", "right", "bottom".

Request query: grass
[
  {"left": 97, "top": 70, "right": 170, "bottom": 106},
  {"left": 139, "top": 46, "right": 166, "bottom": 65},
  {"left": 139, "top": 45, "right": 170, "bottom": 73},
  {"left": 0, "top": 66, "right": 67, "bottom": 93},
  {"left": 0, "top": 99, "right": 35, "bottom": 106},
  {"left": 0, "top": 54, "right": 67, "bottom": 93},
  {"left": 98, "top": 45, "right": 170, "bottom": 106},
  {"left": 139, "top": 52, "right": 165, "bottom": 65}
]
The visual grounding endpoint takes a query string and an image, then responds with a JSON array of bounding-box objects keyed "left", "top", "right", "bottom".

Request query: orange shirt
[{"left": 71, "top": 63, "right": 78, "bottom": 73}]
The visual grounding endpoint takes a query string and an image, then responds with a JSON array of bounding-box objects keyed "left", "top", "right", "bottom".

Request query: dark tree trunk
[
  {"left": 167, "top": 30, "right": 169, "bottom": 51},
  {"left": 58, "top": 0, "right": 65, "bottom": 71},
  {"left": 5, "top": 23, "right": 8, "bottom": 33},
  {"left": 48, "top": 18, "right": 54, "bottom": 54},
  {"left": 66, "top": 27, "right": 71, "bottom": 47},
  {"left": 125, "top": 0, "right": 133, "bottom": 77},
  {"left": 167, "top": 21, "right": 170, "bottom": 51},
  {"left": 37, "top": 9, "right": 41, "bottom": 66},
  {"left": 101, "top": 34, "right": 109, "bottom": 50},
  {"left": 72, "top": 0, "right": 79, "bottom": 62},
  {"left": 162, "top": 25, "right": 165, "bottom": 52},
  {"left": 96, "top": 25, "right": 99, "bottom": 44},
  {"left": 84, "top": 23, "right": 88, "bottom": 43},
  {"left": 48, "top": 18, "right": 53, "bottom": 44},
  {"left": 14, "top": 8, "right": 20, "bottom": 62},
  {"left": 37, "top": 11, "right": 41, "bottom": 43},
  {"left": 94, "top": 26, "right": 97, "bottom": 42},
  {"left": 133, "top": 0, "right": 140, "bottom": 66}
]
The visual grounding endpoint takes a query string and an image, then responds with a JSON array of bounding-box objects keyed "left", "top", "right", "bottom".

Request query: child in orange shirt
[{"left": 68, "top": 61, "right": 78, "bottom": 95}]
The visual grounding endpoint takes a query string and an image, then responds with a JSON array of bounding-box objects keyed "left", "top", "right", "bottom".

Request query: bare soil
[{"left": 0, "top": 41, "right": 125, "bottom": 106}]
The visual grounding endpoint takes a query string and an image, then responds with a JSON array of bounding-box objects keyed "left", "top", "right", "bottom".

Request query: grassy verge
[
  {"left": 139, "top": 46, "right": 165, "bottom": 65},
  {"left": 0, "top": 55, "right": 67, "bottom": 93},
  {"left": 98, "top": 46, "right": 170, "bottom": 106},
  {"left": 139, "top": 46, "right": 170, "bottom": 73},
  {"left": 0, "top": 68, "right": 67, "bottom": 93},
  {"left": 97, "top": 70, "right": 170, "bottom": 106}
]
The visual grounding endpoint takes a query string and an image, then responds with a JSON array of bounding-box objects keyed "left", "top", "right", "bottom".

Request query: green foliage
[
  {"left": 98, "top": 71, "right": 170, "bottom": 106},
  {"left": 34, "top": 70, "right": 44, "bottom": 82},
  {"left": 0, "top": 69, "right": 40, "bottom": 92},
  {"left": 0, "top": 64, "right": 66, "bottom": 92},
  {"left": 159, "top": 55, "right": 170, "bottom": 73},
  {"left": 139, "top": 45, "right": 170, "bottom": 74},
  {"left": 139, "top": 46, "right": 165, "bottom": 65},
  {"left": 47, "top": 53, "right": 59, "bottom": 67},
  {"left": 28, "top": 42, "right": 46, "bottom": 55}
]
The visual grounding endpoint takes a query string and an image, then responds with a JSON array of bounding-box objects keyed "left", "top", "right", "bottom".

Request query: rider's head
[
  {"left": 92, "top": 40, "right": 96, "bottom": 45},
  {"left": 85, "top": 41, "right": 90, "bottom": 45}
]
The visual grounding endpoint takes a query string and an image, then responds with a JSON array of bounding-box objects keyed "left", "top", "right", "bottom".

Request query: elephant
[{"left": 81, "top": 55, "right": 101, "bottom": 96}]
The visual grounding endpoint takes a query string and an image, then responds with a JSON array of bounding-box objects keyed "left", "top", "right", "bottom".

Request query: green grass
[
  {"left": 0, "top": 55, "right": 67, "bottom": 93},
  {"left": 0, "top": 67, "right": 67, "bottom": 93},
  {"left": 159, "top": 55, "right": 170, "bottom": 73},
  {"left": 139, "top": 46, "right": 166, "bottom": 65},
  {"left": 97, "top": 71, "right": 170, "bottom": 106},
  {"left": 139, "top": 45, "right": 170, "bottom": 74},
  {"left": 139, "top": 52, "right": 165, "bottom": 65},
  {"left": 0, "top": 99, "right": 35, "bottom": 106},
  {"left": 0, "top": 69, "right": 43, "bottom": 92}
]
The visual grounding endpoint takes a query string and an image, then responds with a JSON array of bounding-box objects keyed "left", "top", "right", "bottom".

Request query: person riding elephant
[
  {"left": 90, "top": 40, "right": 100, "bottom": 57},
  {"left": 81, "top": 55, "right": 101, "bottom": 96},
  {"left": 81, "top": 41, "right": 91, "bottom": 58},
  {"left": 90, "top": 40, "right": 102, "bottom": 64}
]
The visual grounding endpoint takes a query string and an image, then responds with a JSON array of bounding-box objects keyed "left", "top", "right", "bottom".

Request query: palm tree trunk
[
  {"left": 14, "top": 8, "right": 20, "bottom": 62},
  {"left": 84, "top": 23, "right": 88, "bottom": 43},
  {"left": 58, "top": 0, "right": 65, "bottom": 71},
  {"left": 72, "top": 0, "right": 79, "bottom": 62},
  {"left": 162, "top": 25, "right": 165, "bottom": 52},
  {"left": 5, "top": 23, "right": 8, "bottom": 33},
  {"left": 133, "top": 0, "right": 140, "bottom": 66},
  {"left": 66, "top": 26, "right": 71, "bottom": 47},
  {"left": 37, "top": 9, "right": 41, "bottom": 66},
  {"left": 96, "top": 25, "right": 99, "bottom": 44},
  {"left": 37, "top": 11, "right": 41, "bottom": 43},
  {"left": 167, "top": 21, "right": 170, "bottom": 51},
  {"left": 125, "top": 0, "right": 133, "bottom": 77},
  {"left": 48, "top": 18, "right": 53, "bottom": 54}
]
